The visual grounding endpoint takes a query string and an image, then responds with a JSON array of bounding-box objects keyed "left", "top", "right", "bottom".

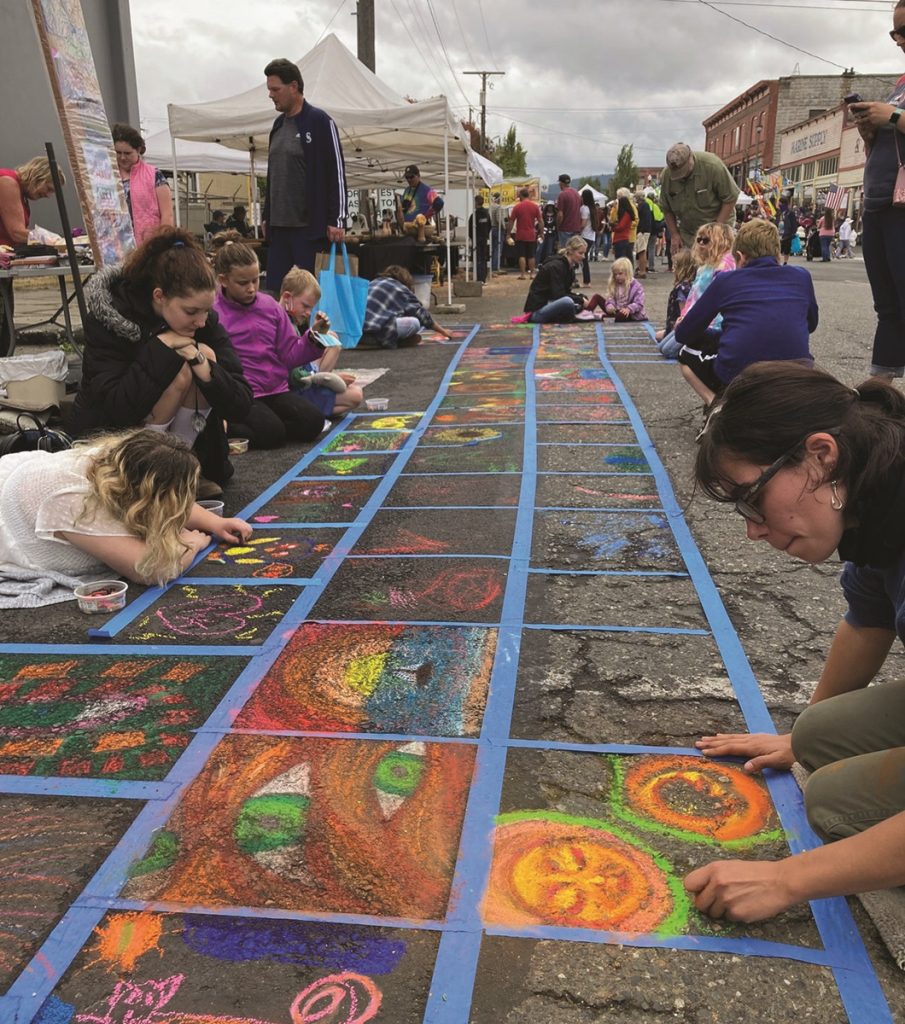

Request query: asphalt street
[{"left": 1, "top": 249, "right": 905, "bottom": 1024}]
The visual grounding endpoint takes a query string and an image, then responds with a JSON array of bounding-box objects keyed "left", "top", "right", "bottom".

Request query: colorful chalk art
[{"left": 0, "top": 323, "right": 890, "bottom": 1024}]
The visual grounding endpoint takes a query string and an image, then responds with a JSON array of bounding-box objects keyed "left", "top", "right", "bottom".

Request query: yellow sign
[{"left": 479, "top": 177, "right": 541, "bottom": 207}]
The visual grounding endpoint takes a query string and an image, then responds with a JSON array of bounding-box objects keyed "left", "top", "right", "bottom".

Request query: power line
[
  {"left": 684, "top": 0, "right": 848, "bottom": 67},
  {"left": 476, "top": 0, "right": 497, "bottom": 68},
  {"left": 493, "top": 102, "right": 724, "bottom": 113},
  {"left": 449, "top": 0, "right": 479, "bottom": 68},
  {"left": 388, "top": 0, "right": 449, "bottom": 96},
  {"left": 661, "top": 0, "right": 888, "bottom": 7},
  {"left": 424, "top": 0, "right": 474, "bottom": 106},
  {"left": 314, "top": 0, "right": 349, "bottom": 45}
]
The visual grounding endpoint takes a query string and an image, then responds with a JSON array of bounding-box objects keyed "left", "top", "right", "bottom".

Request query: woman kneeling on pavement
[
  {"left": 511, "top": 236, "right": 588, "bottom": 325},
  {"left": 686, "top": 361, "right": 905, "bottom": 921},
  {"left": 69, "top": 227, "right": 253, "bottom": 497}
]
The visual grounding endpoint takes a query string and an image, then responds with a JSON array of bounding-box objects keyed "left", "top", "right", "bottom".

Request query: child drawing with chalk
[{"left": 279, "top": 266, "right": 363, "bottom": 414}]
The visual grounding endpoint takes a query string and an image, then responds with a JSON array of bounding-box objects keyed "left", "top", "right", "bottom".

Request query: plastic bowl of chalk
[
  {"left": 228, "top": 438, "right": 249, "bottom": 455},
  {"left": 366, "top": 397, "right": 389, "bottom": 411},
  {"left": 73, "top": 580, "right": 128, "bottom": 614}
]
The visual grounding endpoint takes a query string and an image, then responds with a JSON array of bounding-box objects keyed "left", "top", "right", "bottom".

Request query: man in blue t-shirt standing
[{"left": 262, "top": 57, "right": 347, "bottom": 291}]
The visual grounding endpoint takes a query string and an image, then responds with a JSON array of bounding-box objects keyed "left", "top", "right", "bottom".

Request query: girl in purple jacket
[
  {"left": 583, "top": 258, "right": 648, "bottom": 322},
  {"left": 212, "top": 236, "right": 359, "bottom": 448}
]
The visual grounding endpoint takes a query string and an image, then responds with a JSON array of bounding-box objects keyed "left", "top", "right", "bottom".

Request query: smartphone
[
  {"left": 843, "top": 92, "right": 863, "bottom": 105},
  {"left": 309, "top": 330, "right": 341, "bottom": 349}
]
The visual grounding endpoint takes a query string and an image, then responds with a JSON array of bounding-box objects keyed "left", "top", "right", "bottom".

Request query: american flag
[{"left": 824, "top": 184, "right": 849, "bottom": 211}]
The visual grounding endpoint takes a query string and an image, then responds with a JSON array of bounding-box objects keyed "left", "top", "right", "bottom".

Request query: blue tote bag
[{"left": 314, "top": 243, "right": 369, "bottom": 349}]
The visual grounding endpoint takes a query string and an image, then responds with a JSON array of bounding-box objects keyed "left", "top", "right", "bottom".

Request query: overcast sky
[{"left": 130, "top": 0, "right": 904, "bottom": 184}]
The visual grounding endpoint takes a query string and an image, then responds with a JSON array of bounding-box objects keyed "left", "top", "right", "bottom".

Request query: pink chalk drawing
[
  {"left": 74, "top": 971, "right": 381, "bottom": 1024},
  {"left": 291, "top": 973, "right": 382, "bottom": 1023}
]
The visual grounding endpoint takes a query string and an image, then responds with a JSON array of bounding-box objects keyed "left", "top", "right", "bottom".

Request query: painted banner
[{"left": 31, "top": 0, "right": 135, "bottom": 264}]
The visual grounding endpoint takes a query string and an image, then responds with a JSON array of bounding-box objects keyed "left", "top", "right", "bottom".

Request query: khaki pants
[{"left": 792, "top": 679, "right": 905, "bottom": 841}]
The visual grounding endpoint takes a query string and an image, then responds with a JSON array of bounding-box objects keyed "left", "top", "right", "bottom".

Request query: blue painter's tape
[
  {"left": 522, "top": 622, "right": 709, "bottom": 635},
  {"left": 163, "top": 577, "right": 319, "bottom": 586},
  {"left": 507, "top": 738, "right": 703, "bottom": 756},
  {"left": 0, "top": 643, "right": 258, "bottom": 657},
  {"left": 82, "top": 896, "right": 447, "bottom": 933},
  {"left": 205, "top": 728, "right": 480, "bottom": 745},
  {"left": 596, "top": 322, "right": 892, "bottom": 1024},
  {"left": 483, "top": 924, "right": 834, "bottom": 967},
  {"left": 534, "top": 506, "right": 665, "bottom": 513},
  {"left": 425, "top": 324, "right": 540, "bottom": 1023},
  {"left": 527, "top": 568, "right": 689, "bottom": 577},
  {"left": 0, "top": 777, "right": 174, "bottom": 799},
  {"left": 344, "top": 553, "right": 509, "bottom": 561}
]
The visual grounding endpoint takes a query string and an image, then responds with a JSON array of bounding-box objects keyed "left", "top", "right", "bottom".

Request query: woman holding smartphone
[{"left": 847, "top": 0, "right": 905, "bottom": 378}]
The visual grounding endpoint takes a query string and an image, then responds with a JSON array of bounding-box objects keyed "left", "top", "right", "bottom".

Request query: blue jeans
[
  {"left": 820, "top": 235, "right": 832, "bottom": 261},
  {"left": 612, "top": 239, "right": 634, "bottom": 264},
  {"left": 491, "top": 225, "right": 503, "bottom": 271},
  {"left": 537, "top": 232, "right": 557, "bottom": 266},
  {"left": 529, "top": 296, "right": 577, "bottom": 324},
  {"left": 558, "top": 230, "right": 576, "bottom": 249},
  {"left": 657, "top": 330, "right": 682, "bottom": 358},
  {"left": 581, "top": 238, "right": 594, "bottom": 284},
  {"left": 862, "top": 206, "right": 905, "bottom": 375}
]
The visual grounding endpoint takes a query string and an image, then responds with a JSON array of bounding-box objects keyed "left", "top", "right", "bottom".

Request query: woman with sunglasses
[
  {"left": 846, "top": 0, "right": 905, "bottom": 379},
  {"left": 656, "top": 222, "right": 735, "bottom": 358},
  {"left": 686, "top": 360, "right": 905, "bottom": 922}
]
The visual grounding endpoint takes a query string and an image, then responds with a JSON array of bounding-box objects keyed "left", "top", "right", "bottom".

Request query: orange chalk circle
[
  {"left": 484, "top": 817, "right": 674, "bottom": 933},
  {"left": 623, "top": 756, "right": 773, "bottom": 842}
]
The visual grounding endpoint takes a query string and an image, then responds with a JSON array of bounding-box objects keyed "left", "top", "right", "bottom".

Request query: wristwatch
[
  {"left": 187, "top": 349, "right": 206, "bottom": 367},
  {"left": 890, "top": 108, "right": 904, "bottom": 124}
]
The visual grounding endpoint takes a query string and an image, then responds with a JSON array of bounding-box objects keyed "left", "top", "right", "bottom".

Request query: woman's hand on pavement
[
  {"left": 213, "top": 517, "right": 253, "bottom": 544},
  {"left": 695, "top": 731, "right": 795, "bottom": 773},
  {"left": 685, "top": 859, "right": 795, "bottom": 921}
]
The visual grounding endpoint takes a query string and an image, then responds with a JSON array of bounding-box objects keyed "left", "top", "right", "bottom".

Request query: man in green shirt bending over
[{"left": 659, "top": 142, "right": 738, "bottom": 254}]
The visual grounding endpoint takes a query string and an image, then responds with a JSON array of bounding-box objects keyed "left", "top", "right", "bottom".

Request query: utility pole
[
  {"left": 355, "top": 0, "right": 375, "bottom": 72},
  {"left": 463, "top": 70, "right": 504, "bottom": 154}
]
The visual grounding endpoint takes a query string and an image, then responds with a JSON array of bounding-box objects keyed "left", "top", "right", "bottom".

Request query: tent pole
[
  {"left": 170, "top": 130, "right": 181, "bottom": 227},
  {"left": 249, "top": 142, "right": 258, "bottom": 233},
  {"left": 445, "top": 125, "right": 452, "bottom": 305},
  {"left": 464, "top": 167, "right": 470, "bottom": 282}
]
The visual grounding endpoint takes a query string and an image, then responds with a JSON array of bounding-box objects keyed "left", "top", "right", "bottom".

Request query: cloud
[{"left": 130, "top": 0, "right": 903, "bottom": 182}]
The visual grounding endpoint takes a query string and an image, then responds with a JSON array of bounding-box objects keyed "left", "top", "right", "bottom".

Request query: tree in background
[
  {"left": 493, "top": 125, "right": 528, "bottom": 177},
  {"left": 607, "top": 144, "right": 639, "bottom": 199}
]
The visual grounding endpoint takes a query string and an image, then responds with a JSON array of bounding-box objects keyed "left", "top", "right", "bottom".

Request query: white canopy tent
[
  {"left": 143, "top": 128, "right": 267, "bottom": 175},
  {"left": 166, "top": 34, "right": 502, "bottom": 300}
]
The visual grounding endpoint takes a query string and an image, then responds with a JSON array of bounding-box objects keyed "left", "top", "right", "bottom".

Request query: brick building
[{"left": 703, "top": 72, "right": 899, "bottom": 187}]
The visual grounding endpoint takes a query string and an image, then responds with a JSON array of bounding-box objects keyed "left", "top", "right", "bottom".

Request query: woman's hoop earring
[{"left": 830, "top": 480, "right": 844, "bottom": 511}]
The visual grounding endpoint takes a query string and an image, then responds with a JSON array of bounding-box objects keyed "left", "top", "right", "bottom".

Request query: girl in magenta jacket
[{"left": 212, "top": 236, "right": 330, "bottom": 448}]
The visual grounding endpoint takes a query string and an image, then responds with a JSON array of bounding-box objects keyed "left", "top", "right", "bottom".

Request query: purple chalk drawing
[{"left": 180, "top": 916, "right": 405, "bottom": 974}]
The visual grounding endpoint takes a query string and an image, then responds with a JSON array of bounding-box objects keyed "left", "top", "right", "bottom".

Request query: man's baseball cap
[
  {"left": 558, "top": 173, "right": 571, "bottom": 184},
  {"left": 404, "top": 164, "right": 420, "bottom": 178},
  {"left": 666, "top": 143, "right": 694, "bottom": 179}
]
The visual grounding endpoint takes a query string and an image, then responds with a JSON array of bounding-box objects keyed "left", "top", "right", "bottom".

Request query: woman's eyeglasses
[
  {"left": 730, "top": 427, "right": 842, "bottom": 524},
  {"left": 890, "top": 25, "right": 905, "bottom": 40},
  {"left": 696, "top": 235, "right": 711, "bottom": 244}
]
